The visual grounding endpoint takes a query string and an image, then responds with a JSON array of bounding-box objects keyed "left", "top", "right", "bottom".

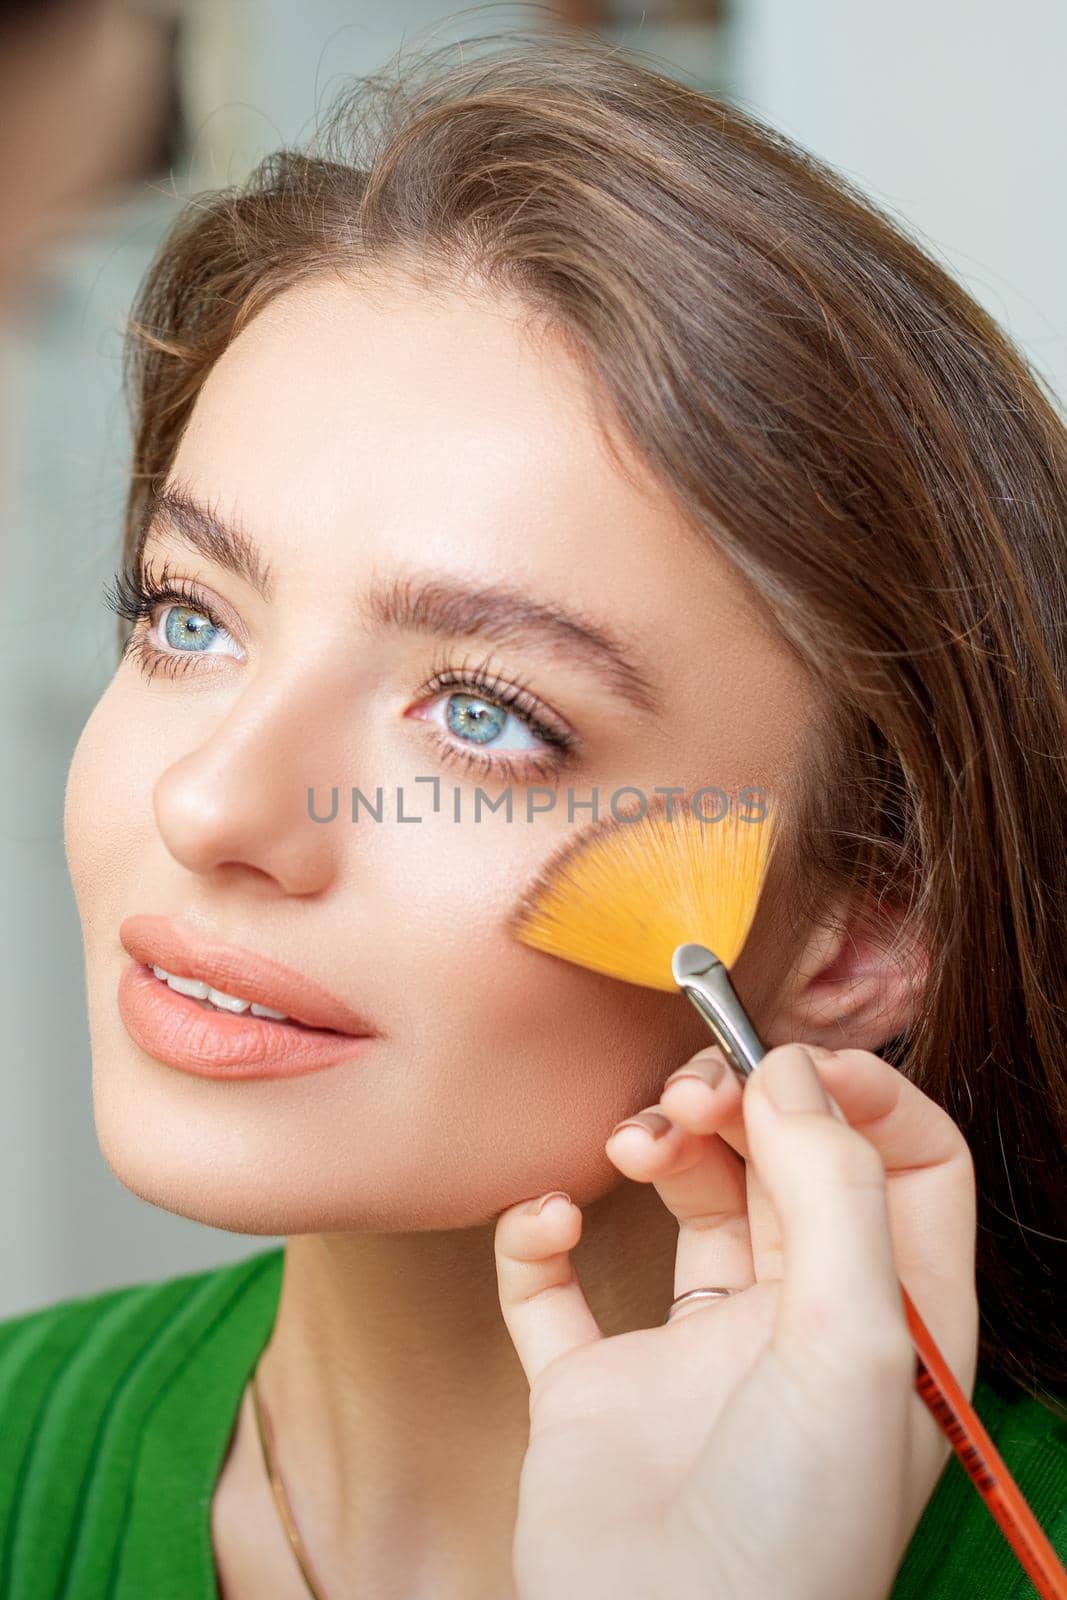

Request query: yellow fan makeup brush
[
  {"left": 509, "top": 795, "right": 1067, "bottom": 1600},
  {"left": 510, "top": 798, "right": 776, "bottom": 1081}
]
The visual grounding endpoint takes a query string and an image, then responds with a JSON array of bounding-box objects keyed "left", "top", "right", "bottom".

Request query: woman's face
[{"left": 65, "top": 272, "right": 819, "bottom": 1234}]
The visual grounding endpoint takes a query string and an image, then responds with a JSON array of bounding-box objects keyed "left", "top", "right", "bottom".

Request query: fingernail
[
  {"left": 608, "top": 1109, "right": 673, "bottom": 1141},
  {"left": 528, "top": 1190, "right": 571, "bottom": 1216},
  {"left": 664, "top": 1047, "right": 725, "bottom": 1092},
  {"left": 759, "top": 1046, "right": 831, "bottom": 1114}
]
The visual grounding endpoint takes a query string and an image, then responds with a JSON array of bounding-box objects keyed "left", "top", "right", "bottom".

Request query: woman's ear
[{"left": 759, "top": 894, "right": 928, "bottom": 1054}]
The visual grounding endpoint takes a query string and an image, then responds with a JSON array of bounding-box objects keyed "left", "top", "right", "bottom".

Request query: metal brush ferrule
[{"left": 671, "top": 943, "right": 766, "bottom": 1083}]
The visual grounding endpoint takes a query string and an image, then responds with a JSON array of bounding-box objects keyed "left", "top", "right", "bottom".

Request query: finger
[
  {"left": 775, "top": 1047, "right": 975, "bottom": 1283},
  {"left": 742, "top": 1045, "right": 912, "bottom": 1378},
  {"left": 744, "top": 1159, "right": 785, "bottom": 1280},
  {"left": 493, "top": 1191, "right": 600, "bottom": 1389},
  {"left": 802, "top": 1045, "right": 977, "bottom": 1378},
  {"left": 661, "top": 1039, "right": 972, "bottom": 1296},
  {"left": 700, "top": 1043, "right": 969, "bottom": 1175},
  {"left": 740, "top": 1081, "right": 845, "bottom": 1283},
  {"left": 659, "top": 1045, "right": 743, "bottom": 1137},
  {"left": 671, "top": 1043, "right": 974, "bottom": 1295},
  {"left": 659, "top": 1048, "right": 782, "bottom": 1279},
  {"left": 803, "top": 1046, "right": 971, "bottom": 1174},
  {"left": 605, "top": 1106, "right": 755, "bottom": 1294}
]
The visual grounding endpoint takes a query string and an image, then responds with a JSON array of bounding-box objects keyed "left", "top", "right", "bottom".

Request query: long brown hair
[{"left": 118, "top": 31, "right": 1067, "bottom": 1398}]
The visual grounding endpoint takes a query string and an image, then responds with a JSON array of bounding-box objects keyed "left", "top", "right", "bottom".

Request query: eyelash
[
  {"left": 413, "top": 652, "right": 577, "bottom": 784},
  {"left": 105, "top": 557, "right": 228, "bottom": 681},
  {"left": 103, "top": 562, "right": 579, "bottom": 783}
]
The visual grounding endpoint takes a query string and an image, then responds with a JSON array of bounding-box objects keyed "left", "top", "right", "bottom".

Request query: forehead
[
  {"left": 172, "top": 273, "right": 769, "bottom": 643},
  {"left": 179, "top": 274, "right": 666, "bottom": 546}
]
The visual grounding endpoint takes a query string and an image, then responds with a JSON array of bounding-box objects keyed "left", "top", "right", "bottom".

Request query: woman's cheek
[
  {"left": 380, "top": 802, "right": 703, "bottom": 1120},
  {"left": 64, "top": 695, "right": 113, "bottom": 917},
  {"left": 64, "top": 684, "right": 148, "bottom": 927}
]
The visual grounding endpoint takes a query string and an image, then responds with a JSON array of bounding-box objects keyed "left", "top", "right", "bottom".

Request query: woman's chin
[
  {"left": 86, "top": 1080, "right": 484, "bottom": 1238},
  {"left": 87, "top": 1069, "right": 324, "bottom": 1233},
  {"left": 91, "top": 1125, "right": 289, "bottom": 1234}
]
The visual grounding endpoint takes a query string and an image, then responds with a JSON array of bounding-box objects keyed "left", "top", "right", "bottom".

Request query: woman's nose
[{"left": 153, "top": 686, "right": 345, "bottom": 897}]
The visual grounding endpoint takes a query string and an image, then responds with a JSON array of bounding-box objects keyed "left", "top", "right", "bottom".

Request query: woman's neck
[{"left": 245, "top": 1179, "right": 678, "bottom": 1596}]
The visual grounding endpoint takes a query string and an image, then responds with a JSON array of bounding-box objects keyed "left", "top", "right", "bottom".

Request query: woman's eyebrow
[
  {"left": 139, "top": 484, "right": 273, "bottom": 598},
  {"left": 367, "top": 574, "right": 662, "bottom": 714},
  {"left": 139, "top": 484, "right": 662, "bottom": 715}
]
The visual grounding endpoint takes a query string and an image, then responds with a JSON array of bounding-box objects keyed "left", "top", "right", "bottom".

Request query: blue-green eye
[
  {"left": 440, "top": 692, "right": 542, "bottom": 752},
  {"left": 163, "top": 605, "right": 217, "bottom": 651},
  {"left": 158, "top": 604, "right": 239, "bottom": 657}
]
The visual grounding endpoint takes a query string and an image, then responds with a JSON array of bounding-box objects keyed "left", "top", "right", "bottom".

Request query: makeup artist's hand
[{"left": 493, "top": 1044, "right": 977, "bottom": 1600}]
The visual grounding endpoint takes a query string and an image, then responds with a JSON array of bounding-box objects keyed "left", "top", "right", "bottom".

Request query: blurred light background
[{"left": 1, "top": 0, "right": 1063, "bottom": 1318}]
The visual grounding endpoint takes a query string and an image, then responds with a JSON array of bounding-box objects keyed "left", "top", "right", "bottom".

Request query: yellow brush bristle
[{"left": 511, "top": 804, "right": 776, "bottom": 990}]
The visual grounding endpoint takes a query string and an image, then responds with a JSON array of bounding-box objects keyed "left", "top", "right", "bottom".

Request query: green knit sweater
[{"left": 0, "top": 1246, "right": 1063, "bottom": 1597}]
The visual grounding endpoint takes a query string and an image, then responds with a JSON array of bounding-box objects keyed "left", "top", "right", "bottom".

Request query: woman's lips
[
  {"left": 117, "top": 963, "right": 374, "bottom": 1079},
  {"left": 117, "top": 914, "right": 378, "bottom": 1080},
  {"left": 119, "top": 914, "right": 376, "bottom": 1033}
]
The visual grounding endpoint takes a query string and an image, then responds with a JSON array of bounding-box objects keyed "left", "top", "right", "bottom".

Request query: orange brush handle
[{"left": 902, "top": 1287, "right": 1067, "bottom": 1599}]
